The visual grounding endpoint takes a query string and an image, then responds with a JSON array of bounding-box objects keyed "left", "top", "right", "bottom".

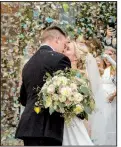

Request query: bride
[
  {"left": 62, "top": 40, "right": 93, "bottom": 145},
  {"left": 86, "top": 49, "right": 116, "bottom": 145}
]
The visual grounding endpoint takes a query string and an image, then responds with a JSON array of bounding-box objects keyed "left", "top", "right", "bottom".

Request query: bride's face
[
  {"left": 104, "top": 49, "right": 116, "bottom": 66},
  {"left": 63, "top": 42, "right": 77, "bottom": 62}
]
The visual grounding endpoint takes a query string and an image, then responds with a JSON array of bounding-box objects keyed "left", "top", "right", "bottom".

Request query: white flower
[
  {"left": 65, "top": 100, "right": 72, "bottom": 106},
  {"left": 45, "top": 97, "right": 52, "bottom": 108},
  {"left": 53, "top": 76, "right": 68, "bottom": 86},
  {"left": 53, "top": 101, "right": 59, "bottom": 110},
  {"left": 70, "top": 83, "right": 78, "bottom": 91},
  {"left": 47, "top": 84, "right": 55, "bottom": 94},
  {"left": 59, "top": 96, "right": 66, "bottom": 102},
  {"left": 52, "top": 94, "right": 59, "bottom": 101},
  {"left": 53, "top": 79, "right": 61, "bottom": 86},
  {"left": 59, "top": 76, "right": 68, "bottom": 85},
  {"left": 59, "top": 108, "right": 65, "bottom": 113},
  {"left": 74, "top": 93, "right": 83, "bottom": 102},
  {"left": 53, "top": 105, "right": 57, "bottom": 110},
  {"left": 52, "top": 76, "right": 58, "bottom": 82},
  {"left": 59, "top": 87, "right": 72, "bottom": 97}
]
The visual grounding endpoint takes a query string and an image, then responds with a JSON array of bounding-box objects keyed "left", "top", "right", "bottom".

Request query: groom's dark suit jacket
[{"left": 15, "top": 45, "right": 71, "bottom": 144}]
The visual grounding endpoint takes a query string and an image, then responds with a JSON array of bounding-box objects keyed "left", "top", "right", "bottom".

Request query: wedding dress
[
  {"left": 101, "top": 67, "right": 116, "bottom": 145},
  {"left": 63, "top": 54, "right": 94, "bottom": 145},
  {"left": 63, "top": 116, "right": 94, "bottom": 145},
  {"left": 85, "top": 53, "right": 116, "bottom": 145},
  {"left": 89, "top": 67, "right": 116, "bottom": 145}
]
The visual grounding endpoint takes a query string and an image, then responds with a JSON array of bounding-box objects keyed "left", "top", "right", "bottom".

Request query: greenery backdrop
[{"left": 1, "top": 2, "right": 116, "bottom": 145}]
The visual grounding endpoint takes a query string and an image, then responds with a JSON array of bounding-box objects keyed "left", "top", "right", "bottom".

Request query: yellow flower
[
  {"left": 74, "top": 105, "right": 84, "bottom": 114},
  {"left": 34, "top": 106, "right": 41, "bottom": 114}
]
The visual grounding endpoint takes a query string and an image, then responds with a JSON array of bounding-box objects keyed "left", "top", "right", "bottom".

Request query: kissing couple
[{"left": 15, "top": 26, "right": 94, "bottom": 146}]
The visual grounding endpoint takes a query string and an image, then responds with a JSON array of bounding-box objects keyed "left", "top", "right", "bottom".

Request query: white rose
[
  {"left": 59, "top": 87, "right": 72, "bottom": 97},
  {"left": 74, "top": 93, "right": 83, "bottom": 102},
  {"left": 47, "top": 84, "right": 55, "bottom": 94},
  {"left": 52, "top": 76, "right": 58, "bottom": 85},
  {"left": 45, "top": 97, "right": 52, "bottom": 108},
  {"left": 59, "top": 76, "right": 68, "bottom": 85},
  {"left": 70, "top": 83, "right": 77, "bottom": 91},
  {"left": 54, "top": 78, "right": 62, "bottom": 86},
  {"left": 52, "top": 94, "right": 59, "bottom": 101}
]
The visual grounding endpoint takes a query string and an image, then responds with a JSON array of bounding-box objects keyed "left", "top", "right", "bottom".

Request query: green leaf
[
  {"left": 59, "top": 103, "right": 65, "bottom": 108},
  {"left": 49, "top": 107, "right": 55, "bottom": 115},
  {"left": 85, "top": 112, "right": 88, "bottom": 120},
  {"left": 63, "top": 3, "right": 69, "bottom": 12},
  {"left": 45, "top": 72, "right": 51, "bottom": 78},
  {"left": 27, "top": 10, "right": 33, "bottom": 20},
  {"left": 84, "top": 106, "right": 92, "bottom": 114},
  {"left": 80, "top": 86, "right": 89, "bottom": 95}
]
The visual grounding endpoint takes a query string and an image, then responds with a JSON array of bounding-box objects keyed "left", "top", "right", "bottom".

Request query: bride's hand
[
  {"left": 107, "top": 91, "right": 116, "bottom": 103},
  {"left": 108, "top": 95, "right": 114, "bottom": 103}
]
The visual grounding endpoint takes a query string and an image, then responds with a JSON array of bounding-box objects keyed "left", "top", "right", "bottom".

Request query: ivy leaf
[
  {"left": 63, "top": 3, "right": 69, "bottom": 12},
  {"left": 27, "top": 10, "right": 33, "bottom": 20}
]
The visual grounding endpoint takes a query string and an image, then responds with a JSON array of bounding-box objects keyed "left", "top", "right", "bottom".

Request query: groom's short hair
[{"left": 41, "top": 26, "right": 67, "bottom": 43}]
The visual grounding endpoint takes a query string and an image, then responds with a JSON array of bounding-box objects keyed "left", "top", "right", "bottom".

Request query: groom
[{"left": 15, "top": 26, "right": 71, "bottom": 146}]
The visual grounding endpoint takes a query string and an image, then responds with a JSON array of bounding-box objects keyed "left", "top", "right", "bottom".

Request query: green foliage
[
  {"left": 63, "top": 3, "right": 69, "bottom": 12},
  {"left": 1, "top": 2, "right": 116, "bottom": 145},
  {"left": 80, "top": 86, "right": 90, "bottom": 95}
]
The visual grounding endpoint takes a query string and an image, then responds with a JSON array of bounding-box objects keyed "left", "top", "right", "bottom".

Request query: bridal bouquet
[{"left": 34, "top": 68, "right": 95, "bottom": 124}]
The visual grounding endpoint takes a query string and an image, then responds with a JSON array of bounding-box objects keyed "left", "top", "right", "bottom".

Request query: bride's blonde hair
[{"left": 71, "top": 40, "right": 89, "bottom": 70}]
